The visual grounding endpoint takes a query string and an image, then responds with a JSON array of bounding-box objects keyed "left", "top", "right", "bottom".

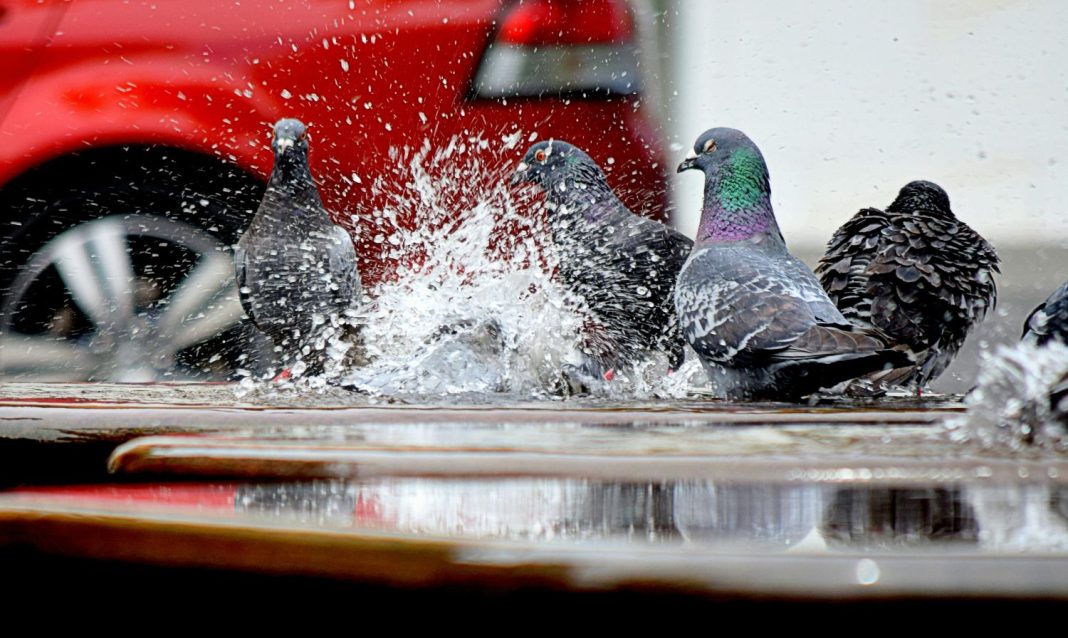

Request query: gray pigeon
[
  {"left": 1023, "top": 280, "right": 1068, "bottom": 346},
  {"left": 234, "top": 118, "right": 362, "bottom": 377},
  {"left": 675, "top": 128, "right": 911, "bottom": 401},
  {"left": 815, "top": 181, "right": 999, "bottom": 388},
  {"left": 511, "top": 140, "right": 693, "bottom": 374}
]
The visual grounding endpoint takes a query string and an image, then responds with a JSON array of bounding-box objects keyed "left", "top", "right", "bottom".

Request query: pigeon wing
[
  {"left": 232, "top": 239, "right": 255, "bottom": 324},
  {"left": 326, "top": 224, "right": 362, "bottom": 310},
  {"left": 610, "top": 215, "right": 694, "bottom": 354},
  {"left": 556, "top": 200, "right": 693, "bottom": 366},
  {"left": 865, "top": 212, "right": 998, "bottom": 351},
  {"left": 677, "top": 248, "right": 846, "bottom": 365},
  {"left": 814, "top": 207, "right": 889, "bottom": 327},
  {"left": 1023, "top": 281, "right": 1068, "bottom": 344}
]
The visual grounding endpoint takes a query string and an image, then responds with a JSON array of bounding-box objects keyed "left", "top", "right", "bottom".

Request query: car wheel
[{"left": 0, "top": 210, "right": 273, "bottom": 382}]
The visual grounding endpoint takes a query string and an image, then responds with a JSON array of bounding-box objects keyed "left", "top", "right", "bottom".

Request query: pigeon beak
[
  {"left": 274, "top": 137, "right": 294, "bottom": 153},
  {"left": 510, "top": 161, "right": 530, "bottom": 187},
  {"left": 676, "top": 149, "right": 698, "bottom": 173}
]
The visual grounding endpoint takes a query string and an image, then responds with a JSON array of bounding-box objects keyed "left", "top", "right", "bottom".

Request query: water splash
[
  {"left": 949, "top": 341, "right": 1068, "bottom": 453},
  {"left": 335, "top": 136, "right": 586, "bottom": 398},
  {"left": 234, "top": 134, "right": 703, "bottom": 402}
]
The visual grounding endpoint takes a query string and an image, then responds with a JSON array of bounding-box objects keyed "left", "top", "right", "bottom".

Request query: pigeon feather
[
  {"left": 816, "top": 180, "right": 999, "bottom": 388},
  {"left": 1023, "top": 280, "right": 1068, "bottom": 346}
]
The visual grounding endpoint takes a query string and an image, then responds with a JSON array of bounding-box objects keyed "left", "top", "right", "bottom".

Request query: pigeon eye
[
  {"left": 702, "top": 139, "right": 717, "bottom": 154},
  {"left": 534, "top": 150, "right": 547, "bottom": 162}
]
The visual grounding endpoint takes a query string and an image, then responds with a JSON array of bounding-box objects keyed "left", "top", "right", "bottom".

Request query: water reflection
[
  {"left": 236, "top": 480, "right": 687, "bottom": 542},
  {"left": 672, "top": 482, "right": 826, "bottom": 546},
  {"left": 12, "top": 477, "right": 1068, "bottom": 554},
  {"left": 226, "top": 478, "right": 1068, "bottom": 552},
  {"left": 965, "top": 485, "right": 1068, "bottom": 551},
  {"left": 822, "top": 488, "right": 979, "bottom": 546}
]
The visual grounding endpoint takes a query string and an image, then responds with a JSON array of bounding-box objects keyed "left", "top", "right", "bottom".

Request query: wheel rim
[{"left": 0, "top": 214, "right": 249, "bottom": 381}]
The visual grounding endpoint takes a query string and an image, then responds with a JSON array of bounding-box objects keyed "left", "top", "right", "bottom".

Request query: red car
[{"left": 0, "top": 0, "right": 669, "bottom": 381}]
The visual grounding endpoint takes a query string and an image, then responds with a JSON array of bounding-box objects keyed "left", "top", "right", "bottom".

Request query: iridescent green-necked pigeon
[{"left": 675, "top": 128, "right": 910, "bottom": 401}]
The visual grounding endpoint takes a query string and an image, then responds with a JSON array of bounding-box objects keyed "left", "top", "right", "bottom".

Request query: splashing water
[
  {"left": 948, "top": 341, "right": 1068, "bottom": 453},
  {"left": 235, "top": 134, "right": 705, "bottom": 402},
  {"left": 335, "top": 136, "right": 582, "bottom": 398}
]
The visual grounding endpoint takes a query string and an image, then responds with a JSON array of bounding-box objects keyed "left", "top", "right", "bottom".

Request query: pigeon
[
  {"left": 815, "top": 180, "right": 999, "bottom": 389},
  {"left": 234, "top": 118, "right": 363, "bottom": 377},
  {"left": 675, "top": 128, "right": 911, "bottom": 401},
  {"left": 1023, "top": 280, "right": 1068, "bottom": 346},
  {"left": 511, "top": 140, "right": 693, "bottom": 374}
]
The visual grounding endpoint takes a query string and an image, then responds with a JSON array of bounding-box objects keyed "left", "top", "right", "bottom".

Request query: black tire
[{"left": 0, "top": 147, "right": 275, "bottom": 381}]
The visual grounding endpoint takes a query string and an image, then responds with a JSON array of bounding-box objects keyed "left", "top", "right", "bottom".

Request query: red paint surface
[
  {"left": 0, "top": 0, "right": 668, "bottom": 284},
  {"left": 14, "top": 483, "right": 240, "bottom": 511}
]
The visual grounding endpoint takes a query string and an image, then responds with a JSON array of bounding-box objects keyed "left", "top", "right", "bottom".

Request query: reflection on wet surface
[
  {"left": 235, "top": 479, "right": 1068, "bottom": 551},
  {"left": 19, "top": 478, "right": 1068, "bottom": 554},
  {"left": 823, "top": 488, "right": 979, "bottom": 546},
  {"left": 0, "top": 381, "right": 967, "bottom": 411}
]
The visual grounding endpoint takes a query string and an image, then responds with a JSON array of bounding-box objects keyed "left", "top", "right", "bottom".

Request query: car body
[{"left": 0, "top": 0, "right": 669, "bottom": 381}]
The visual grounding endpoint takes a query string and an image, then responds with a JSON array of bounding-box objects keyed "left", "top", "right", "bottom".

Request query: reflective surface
[
  {"left": 13, "top": 479, "right": 1068, "bottom": 554},
  {"left": 2, "top": 384, "right": 1067, "bottom": 598},
  {"left": 224, "top": 480, "right": 1068, "bottom": 552}
]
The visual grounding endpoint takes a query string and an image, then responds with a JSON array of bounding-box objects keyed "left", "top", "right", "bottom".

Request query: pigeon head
[
  {"left": 266, "top": 118, "right": 318, "bottom": 200},
  {"left": 886, "top": 180, "right": 952, "bottom": 215},
  {"left": 678, "top": 128, "right": 777, "bottom": 244},
  {"left": 511, "top": 140, "right": 610, "bottom": 196},
  {"left": 676, "top": 128, "right": 767, "bottom": 178},
  {"left": 271, "top": 118, "right": 310, "bottom": 156}
]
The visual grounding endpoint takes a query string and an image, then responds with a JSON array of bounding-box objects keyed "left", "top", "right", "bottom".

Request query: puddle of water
[
  {"left": 0, "top": 380, "right": 965, "bottom": 410},
  {"left": 105, "top": 413, "right": 1068, "bottom": 483},
  {"left": 11, "top": 479, "right": 1068, "bottom": 555}
]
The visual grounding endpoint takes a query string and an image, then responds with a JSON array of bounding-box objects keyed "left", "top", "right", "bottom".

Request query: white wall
[{"left": 664, "top": 0, "right": 1068, "bottom": 248}]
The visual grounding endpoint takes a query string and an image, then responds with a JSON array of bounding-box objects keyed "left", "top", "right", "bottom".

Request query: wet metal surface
[
  {"left": 1, "top": 381, "right": 1066, "bottom": 599},
  {"left": 104, "top": 422, "right": 1068, "bottom": 485},
  {"left": 2, "top": 478, "right": 1067, "bottom": 599}
]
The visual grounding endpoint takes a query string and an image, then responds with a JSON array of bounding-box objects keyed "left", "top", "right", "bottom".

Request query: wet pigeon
[
  {"left": 512, "top": 140, "right": 693, "bottom": 373},
  {"left": 234, "top": 118, "right": 363, "bottom": 377},
  {"left": 1023, "top": 280, "right": 1068, "bottom": 346},
  {"left": 675, "top": 128, "right": 910, "bottom": 401},
  {"left": 815, "top": 180, "right": 999, "bottom": 388}
]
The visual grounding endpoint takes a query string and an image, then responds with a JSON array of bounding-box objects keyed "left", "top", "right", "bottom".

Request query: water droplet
[{"left": 856, "top": 559, "right": 880, "bottom": 586}]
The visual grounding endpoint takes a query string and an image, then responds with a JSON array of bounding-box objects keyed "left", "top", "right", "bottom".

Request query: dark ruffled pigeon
[
  {"left": 234, "top": 118, "right": 363, "bottom": 377},
  {"left": 512, "top": 140, "right": 693, "bottom": 374},
  {"left": 1023, "top": 280, "right": 1068, "bottom": 346},
  {"left": 675, "top": 128, "right": 911, "bottom": 401},
  {"left": 815, "top": 180, "right": 999, "bottom": 389}
]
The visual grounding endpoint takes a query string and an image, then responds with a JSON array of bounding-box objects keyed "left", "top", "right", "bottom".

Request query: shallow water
[
  {"left": 3, "top": 381, "right": 1067, "bottom": 596},
  {"left": 11, "top": 478, "right": 1068, "bottom": 555}
]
